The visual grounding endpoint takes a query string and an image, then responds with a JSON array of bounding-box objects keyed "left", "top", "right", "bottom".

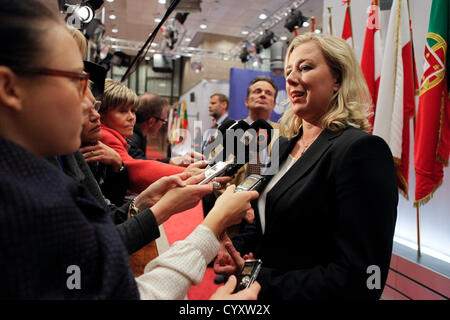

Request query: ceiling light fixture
[
  {"left": 200, "top": 24, "right": 207, "bottom": 29},
  {"left": 109, "top": 14, "right": 116, "bottom": 20},
  {"left": 259, "top": 13, "right": 267, "bottom": 20},
  {"left": 241, "top": 30, "right": 249, "bottom": 35},
  {"left": 284, "top": 8, "right": 308, "bottom": 32},
  {"left": 111, "top": 28, "right": 118, "bottom": 33},
  {"left": 76, "top": 5, "right": 94, "bottom": 23},
  {"left": 158, "top": 0, "right": 166, "bottom": 4}
]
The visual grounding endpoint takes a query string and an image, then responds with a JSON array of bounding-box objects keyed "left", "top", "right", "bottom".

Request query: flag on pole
[
  {"left": 310, "top": 16, "right": 316, "bottom": 33},
  {"left": 181, "top": 101, "right": 189, "bottom": 130},
  {"left": 372, "top": 0, "right": 416, "bottom": 198},
  {"left": 414, "top": 0, "right": 450, "bottom": 206},
  {"left": 341, "top": 0, "right": 354, "bottom": 48},
  {"left": 361, "top": 0, "right": 383, "bottom": 129}
]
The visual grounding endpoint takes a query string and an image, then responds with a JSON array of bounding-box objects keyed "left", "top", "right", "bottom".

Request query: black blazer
[{"left": 233, "top": 126, "right": 398, "bottom": 300}]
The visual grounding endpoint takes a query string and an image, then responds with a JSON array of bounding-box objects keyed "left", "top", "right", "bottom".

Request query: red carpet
[
  {"left": 162, "top": 202, "right": 221, "bottom": 300},
  {"left": 149, "top": 145, "right": 221, "bottom": 299}
]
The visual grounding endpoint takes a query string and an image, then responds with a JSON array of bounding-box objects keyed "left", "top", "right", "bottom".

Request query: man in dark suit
[{"left": 129, "top": 93, "right": 203, "bottom": 166}]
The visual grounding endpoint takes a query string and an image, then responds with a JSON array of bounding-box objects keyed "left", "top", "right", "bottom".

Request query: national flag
[
  {"left": 341, "top": 0, "right": 354, "bottom": 47},
  {"left": 310, "top": 16, "right": 316, "bottom": 33},
  {"left": 361, "top": 0, "right": 383, "bottom": 129},
  {"left": 181, "top": 101, "right": 188, "bottom": 130},
  {"left": 414, "top": 0, "right": 450, "bottom": 206},
  {"left": 372, "top": 0, "right": 416, "bottom": 198}
]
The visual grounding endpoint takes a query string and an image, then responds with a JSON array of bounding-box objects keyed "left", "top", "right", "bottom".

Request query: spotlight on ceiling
[
  {"left": 175, "top": 12, "right": 189, "bottom": 25},
  {"left": 254, "top": 29, "right": 275, "bottom": 52},
  {"left": 284, "top": 8, "right": 308, "bottom": 32},
  {"left": 76, "top": 5, "right": 94, "bottom": 23},
  {"left": 62, "top": 0, "right": 104, "bottom": 28},
  {"left": 239, "top": 46, "right": 249, "bottom": 63}
]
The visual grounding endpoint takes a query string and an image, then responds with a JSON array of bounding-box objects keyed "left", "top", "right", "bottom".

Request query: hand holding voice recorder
[{"left": 233, "top": 259, "right": 262, "bottom": 293}]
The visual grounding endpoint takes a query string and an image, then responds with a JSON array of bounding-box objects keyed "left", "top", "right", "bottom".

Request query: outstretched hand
[
  {"left": 214, "top": 233, "right": 252, "bottom": 277},
  {"left": 134, "top": 172, "right": 192, "bottom": 214},
  {"left": 209, "top": 275, "right": 260, "bottom": 300},
  {"left": 202, "top": 185, "right": 258, "bottom": 237},
  {"left": 170, "top": 151, "right": 205, "bottom": 167},
  {"left": 80, "top": 141, "right": 123, "bottom": 171},
  {"left": 149, "top": 173, "right": 213, "bottom": 224}
]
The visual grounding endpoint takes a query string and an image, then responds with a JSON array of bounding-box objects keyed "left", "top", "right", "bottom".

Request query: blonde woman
[{"left": 214, "top": 33, "right": 398, "bottom": 300}]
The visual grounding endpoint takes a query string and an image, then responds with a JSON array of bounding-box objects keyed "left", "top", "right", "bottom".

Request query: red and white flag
[
  {"left": 372, "top": 0, "right": 417, "bottom": 197},
  {"left": 341, "top": 0, "right": 353, "bottom": 47},
  {"left": 361, "top": 0, "right": 383, "bottom": 129}
]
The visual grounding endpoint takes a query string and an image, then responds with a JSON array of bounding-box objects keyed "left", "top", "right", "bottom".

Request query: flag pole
[
  {"left": 406, "top": 0, "right": 421, "bottom": 258},
  {"left": 416, "top": 206, "right": 421, "bottom": 257},
  {"left": 347, "top": 0, "right": 355, "bottom": 48},
  {"left": 328, "top": 6, "right": 333, "bottom": 36}
]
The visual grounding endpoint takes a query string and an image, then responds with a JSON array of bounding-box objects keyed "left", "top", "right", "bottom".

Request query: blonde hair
[
  {"left": 67, "top": 26, "right": 87, "bottom": 59},
  {"left": 99, "top": 79, "right": 139, "bottom": 113},
  {"left": 279, "top": 33, "right": 372, "bottom": 139}
]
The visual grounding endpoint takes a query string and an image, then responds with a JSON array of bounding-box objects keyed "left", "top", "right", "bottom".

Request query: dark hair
[
  {"left": 246, "top": 76, "right": 278, "bottom": 101},
  {"left": 210, "top": 93, "right": 229, "bottom": 110},
  {"left": 0, "top": 0, "right": 61, "bottom": 69},
  {"left": 136, "top": 93, "right": 169, "bottom": 123}
]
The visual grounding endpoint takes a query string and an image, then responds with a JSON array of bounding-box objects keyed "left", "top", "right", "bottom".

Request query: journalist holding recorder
[
  {"left": 0, "top": 0, "right": 260, "bottom": 300},
  {"left": 214, "top": 33, "right": 398, "bottom": 300}
]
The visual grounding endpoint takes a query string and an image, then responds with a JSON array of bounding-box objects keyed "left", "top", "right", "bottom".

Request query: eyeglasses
[
  {"left": 12, "top": 67, "right": 89, "bottom": 98},
  {"left": 153, "top": 116, "right": 168, "bottom": 125},
  {"left": 93, "top": 101, "right": 102, "bottom": 112}
]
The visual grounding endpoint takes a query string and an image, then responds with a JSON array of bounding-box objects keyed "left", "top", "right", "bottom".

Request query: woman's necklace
[{"left": 300, "top": 142, "right": 310, "bottom": 156}]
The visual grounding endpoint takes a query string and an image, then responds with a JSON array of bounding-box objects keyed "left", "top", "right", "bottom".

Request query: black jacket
[
  {"left": 46, "top": 151, "right": 160, "bottom": 254},
  {"left": 0, "top": 137, "right": 138, "bottom": 299},
  {"left": 233, "top": 126, "right": 398, "bottom": 300}
]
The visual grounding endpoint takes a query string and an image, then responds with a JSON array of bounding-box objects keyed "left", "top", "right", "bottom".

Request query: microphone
[{"left": 205, "top": 120, "right": 251, "bottom": 166}]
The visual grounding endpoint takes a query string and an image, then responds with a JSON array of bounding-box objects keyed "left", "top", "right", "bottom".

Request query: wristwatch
[{"left": 128, "top": 198, "right": 140, "bottom": 218}]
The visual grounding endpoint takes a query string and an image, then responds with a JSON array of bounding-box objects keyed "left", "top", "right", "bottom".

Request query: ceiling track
[{"left": 101, "top": 0, "right": 309, "bottom": 62}]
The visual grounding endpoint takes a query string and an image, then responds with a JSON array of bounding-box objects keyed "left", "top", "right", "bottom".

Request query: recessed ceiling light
[
  {"left": 106, "top": 0, "right": 114, "bottom": 3},
  {"left": 185, "top": 38, "right": 192, "bottom": 42},
  {"left": 200, "top": 24, "right": 207, "bottom": 29},
  {"left": 302, "top": 21, "right": 310, "bottom": 27},
  {"left": 111, "top": 28, "right": 118, "bottom": 33},
  {"left": 151, "top": 43, "right": 158, "bottom": 47},
  {"left": 259, "top": 13, "right": 267, "bottom": 20},
  {"left": 158, "top": 0, "right": 166, "bottom": 4},
  {"left": 154, "top": 18, "right": 162, "bottom": 23},
  {"left": 280, "top": 36, "right": 287, "bottom": 41},
  {"left": 109, "top": 14, "right": 116, "bottom": 20},
  {"left": 314, "top": 29, "right": 321, "bottom": 34},
  {"left": 241, "top": 30, "right": 249, "bottom": 35}
]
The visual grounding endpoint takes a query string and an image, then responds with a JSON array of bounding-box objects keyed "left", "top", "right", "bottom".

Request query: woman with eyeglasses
[{"left": 0, "top": 0, "right": 260, "bottom": 300}]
